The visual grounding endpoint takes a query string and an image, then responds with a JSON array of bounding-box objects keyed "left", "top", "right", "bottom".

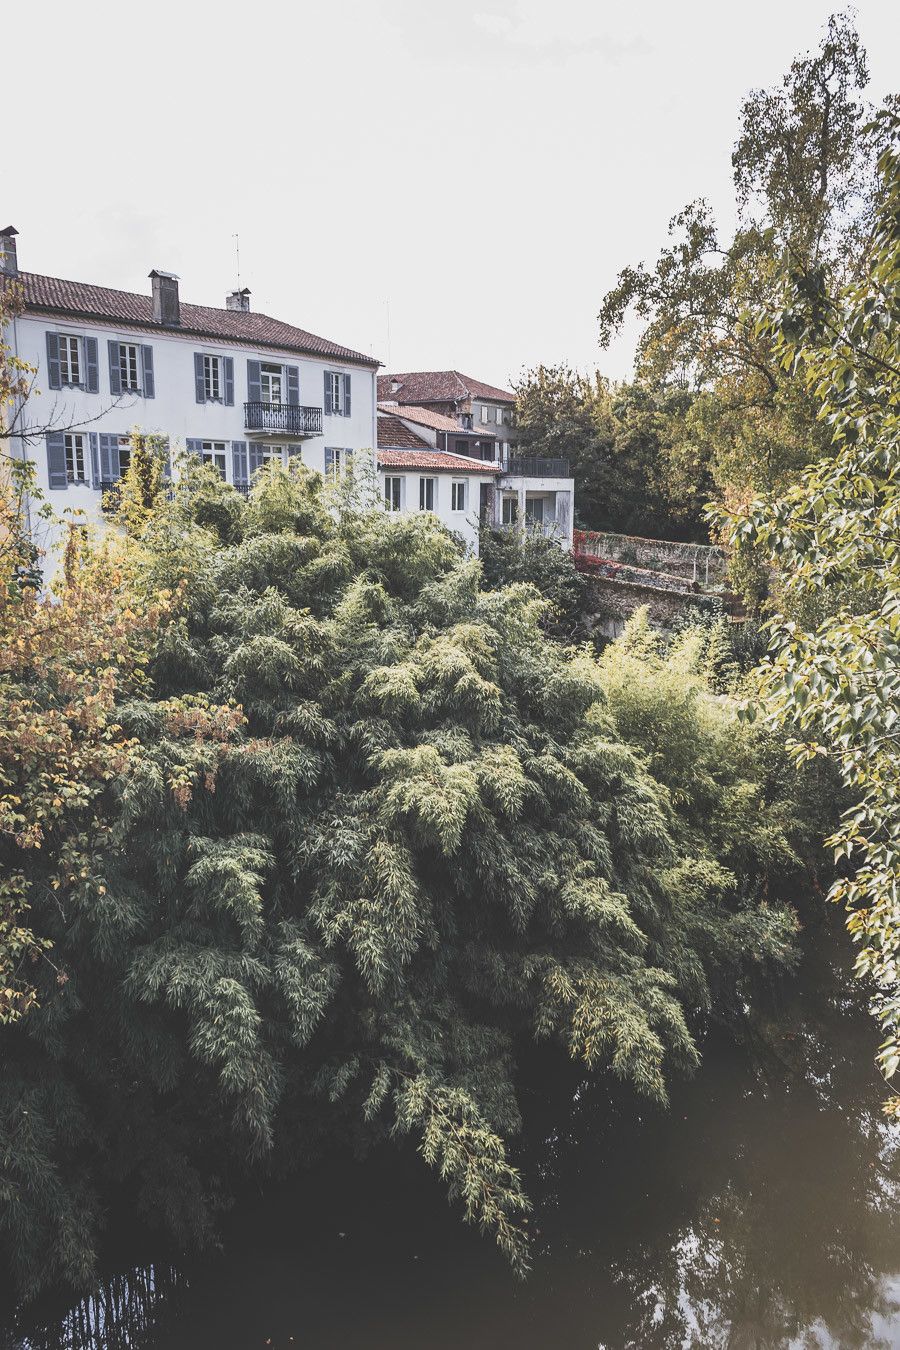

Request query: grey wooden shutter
[
  {"left": 46, "top": 433, "right": 67, "bottom": 489},
  {"left": 231, "top": 440, "right": 248, "bottom": 486},
  {"left": 247, "top": 360, "right": 261, "bottom": 403},
  {"left": 85, "top": 337, "right": 99, "bottom": 392},
  {"left": 324, "top": 448, "right": 335, "bottom": 474},
  {"left": 141, "top": 346, "right": 155, "bottom": 398},
  {"left": 46, "top": 333, "right": 62, "bottom": 390},
  {"left": 98, "top": 434, "right": 117, "bottom": 482},
  {"left": 248, "top": 442, "right": 265, "bottom": 476},
  {"left": 89, "top": 433, "right": 100, "bottom": 487},
  {"left": 194, "top": 353, "right": 206, "bottom": 403},
  {"left": 160, "top": 437, "right": 172, "bottom": 480},
  {"left": 323, "top": 371, "right": 333, "bottom": 415},
  {"left": 223, "top": 356, "right": 234, "bottom": 406},
  {"left": 108, "top": 341, "right": 122, "bottom": 395},
  {"left": 343, "top": 374, "right": 351, "bottom": 417},
  {"left": 286, "top": 365, "right": 299, "bottom": 405}
]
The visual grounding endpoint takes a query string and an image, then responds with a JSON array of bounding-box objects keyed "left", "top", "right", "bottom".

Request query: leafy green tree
[
  {"left": 722, "top": 112, "right": 900, "bottom": 1099},
  {"left": 0, "top": 463, "right": 823, "bottom": 1294},
  {"left": 478, "top": 524, "right": 586, "bottom": 638}
]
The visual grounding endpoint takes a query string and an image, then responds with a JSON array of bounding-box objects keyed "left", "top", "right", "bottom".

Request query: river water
[{"left": 4, "top": 919, "right": 900, "bottom": 1350}]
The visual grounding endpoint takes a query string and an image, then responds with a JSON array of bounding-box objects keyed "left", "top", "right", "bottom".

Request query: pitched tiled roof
[
  {"left": 377, "top": 402, "right": 497, "bottom": 437},
  {"left": 377, "top": 448, "right": 500, "bottom": 473},
  {"left": 18, "top": 272, "right": 380, "bottom": 367},
  {"left": 377, "top": 414, "right": 433, "bottom": 450},
  {"left": 378, "top": 370, "right": 515, "bottom": 405}
]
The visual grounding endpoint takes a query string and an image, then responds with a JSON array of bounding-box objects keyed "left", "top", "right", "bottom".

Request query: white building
[
  {"left": 0, "top": 226, "right": 380, "bottom": 567},
  {"left": 377, "top": 371, "right": 575, "bottom": 549},
  {"left": 376, "top": 412, "right": 499, "bottom": 554}
]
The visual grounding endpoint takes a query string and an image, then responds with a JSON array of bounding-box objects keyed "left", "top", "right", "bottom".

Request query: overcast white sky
[{"left": 7, "top": 0, "right": 899, "bottom": 389}]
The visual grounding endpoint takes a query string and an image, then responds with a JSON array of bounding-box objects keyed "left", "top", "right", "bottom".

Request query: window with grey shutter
[
  {"left": 247, "top": 360, "right": 261, "bottom": 403},
  {"left": 323, "top": 370, "right": 333, "bottom": 416},
  {"left": 343, "top": 374, "right": 352, "bottom": 418},
  {"left": 186, "top": 438, "right": 203, "bottom": 457},
  {"left": 46, "top": 433, "right": 68, "bottom": 489},
  {"left": 85, "top": 338, "right": 99, "bottom": 392},
  {"left": 231, "top": 440, "right": 248, "bottom": 486},
  {"left": 286, "top": 365, "right": 299, "bottom": 406},
  {"left": 194, "top": 353, "right": 206, "bottom": 403},
  {"left": 223, "top": 357, "right": 234, "bottom": 406},
  {"left": 98, "top": 434, "right": 120, "bottom": 484},
  {"left": 108, "top": 342, "right": 122, "bottom": 395},
  {"left": 141, "top": 346, "right": 155, "bottom": 398},
  {"left": 248, "top": 442, "right": 265, "bottom": 476},
  {"left": 46, "top": 333, "right": 62, "bottom": 390}
]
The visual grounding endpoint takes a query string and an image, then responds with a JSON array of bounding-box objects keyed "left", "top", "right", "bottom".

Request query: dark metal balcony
[
  {"left": 503, "top": 455, "right": 571, "bottom": 478},
  {"left": 244, "top": 402, "right": 323, "bottom": 436}
]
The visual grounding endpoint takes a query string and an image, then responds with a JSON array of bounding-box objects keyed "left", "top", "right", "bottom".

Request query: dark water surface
[{"left": 5, "top": 924, "right": 900, "bottom": 1350}]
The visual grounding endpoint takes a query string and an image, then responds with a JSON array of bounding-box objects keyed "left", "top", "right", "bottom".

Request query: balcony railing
[
  {"left": 244, "top": 402, "right": 323, "bottom": 436},
  {"left": 502, "top": 455, "right": 570, "bottom": 478}
]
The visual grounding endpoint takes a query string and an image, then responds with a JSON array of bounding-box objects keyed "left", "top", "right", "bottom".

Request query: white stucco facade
[{"left": 378, "top": 465, "right": 500, "bottom": 555}]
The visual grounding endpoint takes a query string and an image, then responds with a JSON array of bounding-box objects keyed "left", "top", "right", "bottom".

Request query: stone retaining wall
[{"left": 574, "top": 529, "right": 726, "bottom": 586}]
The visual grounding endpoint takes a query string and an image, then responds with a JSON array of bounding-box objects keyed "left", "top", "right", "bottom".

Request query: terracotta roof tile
[
  {"left": 376, "top": 414, "right": 433, "bottom": 450},
  {"left": 377, "top": 402, "right": 498, "bottom": 437},
  {"left": 378, "top": 370, "right": 515, "bottom": 405},
  {"left": 377, "top": 448, "right": 500, "bottom": 473},
  {"left": 19, "top": 271, "right": 380, "bottom": 367}
]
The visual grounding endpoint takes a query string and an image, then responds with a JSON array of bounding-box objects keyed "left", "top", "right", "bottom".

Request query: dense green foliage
[
  {"left": 0, "top": 461, "right": 827, "bottom": 1294},
  {"left": 723, "top": 111, "right": 900, "bottom": 1100},
  {"left": 478, "top": 524, "right": 587, "bottom": 639}
]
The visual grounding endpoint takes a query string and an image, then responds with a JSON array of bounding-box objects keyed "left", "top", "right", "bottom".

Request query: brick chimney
[
  {"left": 149, "top": 269, "right": 180, "bottom": 325},
  {"left": 0, "top": 226, "right": 19, "bottom": 278},
  {"left": 226, "top": 287, "right": 251, "bottom": 312}
]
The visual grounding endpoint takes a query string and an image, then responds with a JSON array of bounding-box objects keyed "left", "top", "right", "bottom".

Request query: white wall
[
  {"left": 378, "top": 469, "right": 497, "bottom": 555},
  {"left": 11, "top": 309, "right": 379, "bottom": 566},
  {"left": 497, "top": 471, "right": 575, "bottom": 549}
]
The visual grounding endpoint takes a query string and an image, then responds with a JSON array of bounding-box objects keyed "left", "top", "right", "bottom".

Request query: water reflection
[{"left": 5, "top": 927, "right": 900, "bottom": 1350}]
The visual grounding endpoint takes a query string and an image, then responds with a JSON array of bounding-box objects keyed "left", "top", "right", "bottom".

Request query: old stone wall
[
  {"left": 582, "top": 575, "right": 725, "bottom": 639},
  {"left": 574, "top": 529, "right": 726, "bottom": 586}
]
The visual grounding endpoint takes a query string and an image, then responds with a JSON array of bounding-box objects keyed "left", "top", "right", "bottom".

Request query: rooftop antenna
[
  {"left": 385, "top": 298, "right": 391, "bottom": 370},
  {"left": 233, "top": 233, "right": 240, "bottom": 287}
]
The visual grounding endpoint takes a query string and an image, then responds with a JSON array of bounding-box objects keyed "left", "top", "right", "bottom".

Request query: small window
[
  {"left": 59, "top": 335, "right": 82, "bottom": 387},
  {"left": 384, "top": 476, "right": 402, "bottom": 512},
  {"left": 325, "top": 448, "right": 345, "bottom": 479},
  {"left": 495, "top": 407, "right": 502, "bottom": 424},
  {"left": 260, "top": 363, "right": 283, "bottom": 404},
  {"left": 525, "top": 497, "right": 545, "bottom": 524},
  {"left": 119, "top": 343, "right": 140, "bottom": 391},
  {"left": 502, "top": 495, "right": 518, "bottom": 525},
  {"left": 451, "top": 480, "right": 466, "bottom": 512},
  {"left": 204, "top": 355, "right": 222, "bottom": 401},
  {"left": 419, "top": 477, "right": 435, "bottom": 511},
  {"left": 201, "top": 439, "right": 227, "bottom": 479},
  {"left": 259, "top": 444, "right": 287, "bottom": 466},
  {"left": 460, "top": 413, "right": 473, "bottom": 430},
  {"left": 479, "top": 405, "right": 488, "bottom": 423},
  {"left": 117, "top": 435, "right": 132, "bottom": 473},
  {"left": 455, "top": 439, "right": 469, "bottom": 455},
  {"left": 328, "top": 371, "right": 343, "bottom": 414},
  {"left": 64, "top": 433, "right": 87, "bottom": 483}
]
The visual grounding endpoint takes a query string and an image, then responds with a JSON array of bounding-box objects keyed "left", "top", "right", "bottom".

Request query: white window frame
[
  {"left": 259, "top": 444, "right": 287, "bottom": 467},
  {"left": 451, "top": 479, "right": 467, "bottom": 513},
  {"left": 260, "top": 363, "right": 283, "bottom": 405},
  {"left": 203, "top": 355, "right": 222, "bottom": 402},
  {"left": 525, "top": 496, "right": 546, "bottom": 524},
  {"left": 502, "top": 495, "right": 518, "bottom": 525},
  {"left": 64, "top": 432, "right": 87, "bottom": 483},
  {"left": 201, "top": 439, "right": 227, "bottom": 479},
  {"left": 419, "top": 476, "right": 436, "bottom": 511},
  {"left": 118, "top": 343, "right": 140, "bottom": 392},
  {"left": 117, "top": 435, "right": 132, "bottom": 474},
  {"left": 59, "top": 334, "right": 82, "bottom": 387},
  {"left": 329, "top": 371, "right": 343, "bottom": 414},
  {"left": 384, "top": 476, "right": 402, "bottom": 512},
  {"left": 495, "top": 406, "right": 503, "bottom": 424},
  {"left": 325, "top": 448, "right": 345, "bottom": 480}
]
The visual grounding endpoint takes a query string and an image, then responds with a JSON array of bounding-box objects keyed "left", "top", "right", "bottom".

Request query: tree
[
  {"left": 478, "top": 524, "right": 586, "bottom": 639},
  {"left": 0, "top": 461, "right": 825, "bottom": 1295},
  {"left": 598, "top": 14, "right": 887, "bottom": 518},
  {"left": 721, "top": 111, "right": 900, "bottom": 1100}
]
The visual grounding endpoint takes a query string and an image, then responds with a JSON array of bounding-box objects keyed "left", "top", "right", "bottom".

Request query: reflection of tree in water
[{"left": 5, "top": 1267, "right": 184, "bottom": 1350}]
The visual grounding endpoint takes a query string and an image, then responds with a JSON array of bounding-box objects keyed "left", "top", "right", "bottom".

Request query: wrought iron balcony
[
  {"left": 502, "top": 455, "right": 571, "bottom": 478},
  {"left": 244, "top": 402, "right": 323, "bottom": 436}
]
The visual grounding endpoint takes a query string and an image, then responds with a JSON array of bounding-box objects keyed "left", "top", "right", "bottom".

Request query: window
[
  {"left": 502, "top": 495, "right": 518, "bottom": 525},
  {"left": 59, "top": 335, "right": 81, "bottom": 387},
  {"left": 117, "top": 436, "right": 132, "bottom": 473},
  {"left": 259, "top": 444, "right": 286, "bottom": 466},
  {"left": 204, "top": 355, "right": 222, "bottom": 401},
  {"left": 260, "top": 363, "right": 283, "bottom": 404},
  {"left": 324, "top": 448, "right": 345, "bottom": 479},
  {"left": 419, "top": 477, "right": 436, "bottom": 511},
  {"left": 384, "top": 476, "right": 402, "bottom": 512},
  {"left": 455, "top": 439, "right": 469, "bottom": 456},
  {"left": 64, "top": 433, "right": 87, "bottom": 483},
  {"left": 118, "top": 343, "right": 140, "bottom": 391},
  {"left": 495, "top": 407, "right": 503, "bottom": 424},
  {"left": 525, "top": 497, "right": 545, "bottom": 524},
  {"left": 201, "top": 440, "right": 227, "bottom": 479},
  {"left": 451, "top": 480, "right": 466, "bottom": 512},
  {"left": 460, "top": 413, "right": 473, "bottom": 430},
  {"left": 328, "top": 372, "right": 343, "bottom": 414},
  {"left": 479, "top": 405, "right": 488, "bottom": 423}
]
